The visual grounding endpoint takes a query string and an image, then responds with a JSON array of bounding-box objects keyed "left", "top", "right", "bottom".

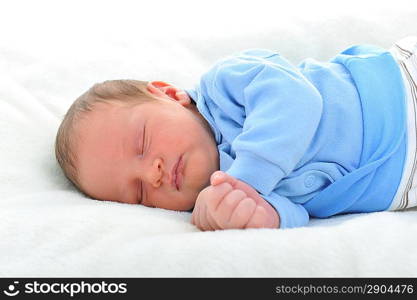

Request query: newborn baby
[{"left": 55, "top": 36, "right": 417, "bottom": 231}]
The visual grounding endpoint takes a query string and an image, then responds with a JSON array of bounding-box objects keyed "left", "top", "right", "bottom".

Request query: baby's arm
[{"left": 191, "top": 171, "right": 280, "bottom": 231}]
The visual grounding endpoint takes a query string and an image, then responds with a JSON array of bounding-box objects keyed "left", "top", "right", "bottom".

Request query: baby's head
[{"left": 55, "top": 80, "right": 219, "bottom": 210}]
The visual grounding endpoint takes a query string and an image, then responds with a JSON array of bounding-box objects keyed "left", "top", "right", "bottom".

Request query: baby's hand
[{"left": 191, "top": 171, "right": 279, "bottom": 231}]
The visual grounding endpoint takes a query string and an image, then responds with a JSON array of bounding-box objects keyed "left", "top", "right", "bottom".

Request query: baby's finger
[
  {"left": 191, "top": 204, "right": 199, "bottom": 227},
  {"left": 198, "top": 202, "right": 213, "bottom": 231},
  {"left": 210, "top": 171, "right": 239, "bottom": 187},
  {"left": 205, "top": 182, "right": 233, "bottom": 212},
  {"left": 245, "top": 206, "right": 268, "bottom": 229},
  {"left": 211, "top": 172, "right": 262, "bottom": 207},
  {"left": 214, "top": 189, "right": 247, "bottom": 226},
  {"left": 206, "top": 210, "right": 221, "bottom": 230},
  {"left": 227, "top": 197, "right": 257, "bottom": 229},
  {"left": 191, "top": 197, "right": 204, "bottom": 225},
  {"left": 210, "top": 171, "right": 226, "bottom": 186}
]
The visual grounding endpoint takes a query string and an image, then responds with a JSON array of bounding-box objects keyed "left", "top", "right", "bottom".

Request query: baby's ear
[
  {"left": 147, "top": 81, "right": 170, "bottom": 97},
  {"left": 147, "top": 81, "right": 191, "bottom": 106},
  {"left": 174, "top": 90, "right": 191, "bottom": 103}
]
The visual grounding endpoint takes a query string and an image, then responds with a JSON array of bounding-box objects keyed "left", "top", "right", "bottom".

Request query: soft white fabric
[
  {"left": 1, "top": 0, "right": 417, "bottom": 277},
  {"left": 389, "top": 37, "right": 417, "bottom": 210}
]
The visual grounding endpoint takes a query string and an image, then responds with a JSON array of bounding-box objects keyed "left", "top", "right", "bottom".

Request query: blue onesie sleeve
[{"left": 200, "top": 49, "right": 323, "bottom": 228}]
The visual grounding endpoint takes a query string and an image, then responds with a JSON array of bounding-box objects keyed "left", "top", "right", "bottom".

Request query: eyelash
[
  {"left": 141, "top": 126, "right": 146, "bottom": 155},
  {"left": 139, "top": 127, "right": 146, "bottom": 203}
]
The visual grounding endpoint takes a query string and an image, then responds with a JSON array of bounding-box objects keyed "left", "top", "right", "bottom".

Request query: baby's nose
[{"left": 148, "top": 157, "right": 164, "bottom": 188}]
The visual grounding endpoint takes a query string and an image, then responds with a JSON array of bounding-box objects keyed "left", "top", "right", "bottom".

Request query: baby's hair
[{"left": 55, "top": 79, "right": 158, "bottom": 191}]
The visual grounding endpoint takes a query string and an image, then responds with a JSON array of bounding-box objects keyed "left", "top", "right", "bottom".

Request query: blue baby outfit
[{"left": 186, "top": 45, "right": 406, "bottom": 229}]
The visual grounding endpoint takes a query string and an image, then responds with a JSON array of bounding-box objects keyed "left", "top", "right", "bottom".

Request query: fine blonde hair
[{"left": 55, "top": 79, "right": 157, "bottom": 191}]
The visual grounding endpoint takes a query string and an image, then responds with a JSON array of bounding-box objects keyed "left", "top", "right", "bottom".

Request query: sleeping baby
[{"left": 55, "top": 36, "right": 417, "bottom": 231}]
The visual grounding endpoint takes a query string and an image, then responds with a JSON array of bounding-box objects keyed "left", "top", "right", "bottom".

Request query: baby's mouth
[{"left": 171, "top": 154, "right": 184, "bottom": 191}]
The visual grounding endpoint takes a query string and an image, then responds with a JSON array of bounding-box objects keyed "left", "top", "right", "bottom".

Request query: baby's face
[{"left": 74, "top": 95, "right": 219, "bottom": 211}]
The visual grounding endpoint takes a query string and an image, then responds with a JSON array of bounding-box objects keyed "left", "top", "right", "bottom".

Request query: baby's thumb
[{"left": 210, "top": 171, "right": 237, "bottom": 187}]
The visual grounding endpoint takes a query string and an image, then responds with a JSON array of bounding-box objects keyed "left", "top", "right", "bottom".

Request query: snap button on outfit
[{"left": 304, "top": 175, "right": 316, "bottom": 188}]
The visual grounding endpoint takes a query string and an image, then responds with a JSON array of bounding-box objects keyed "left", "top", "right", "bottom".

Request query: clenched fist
[{"left": 191, "top": 171, "right": 280, "bottom": 231}]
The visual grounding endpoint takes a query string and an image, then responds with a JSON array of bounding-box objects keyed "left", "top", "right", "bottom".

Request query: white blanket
[{"left": 1, "top": 0, "right": 417, "bottom": 277}]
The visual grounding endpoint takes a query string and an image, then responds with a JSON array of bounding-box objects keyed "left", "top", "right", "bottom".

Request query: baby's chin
[
  {"left": 161, "top": 171, "right": 211, "bottom": 211},
  {"left": 179, "top": 190, "right": 200, "bottom": 211},
  {"left": 175, "top": 185, "right": 205, "bottom": 211}
]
